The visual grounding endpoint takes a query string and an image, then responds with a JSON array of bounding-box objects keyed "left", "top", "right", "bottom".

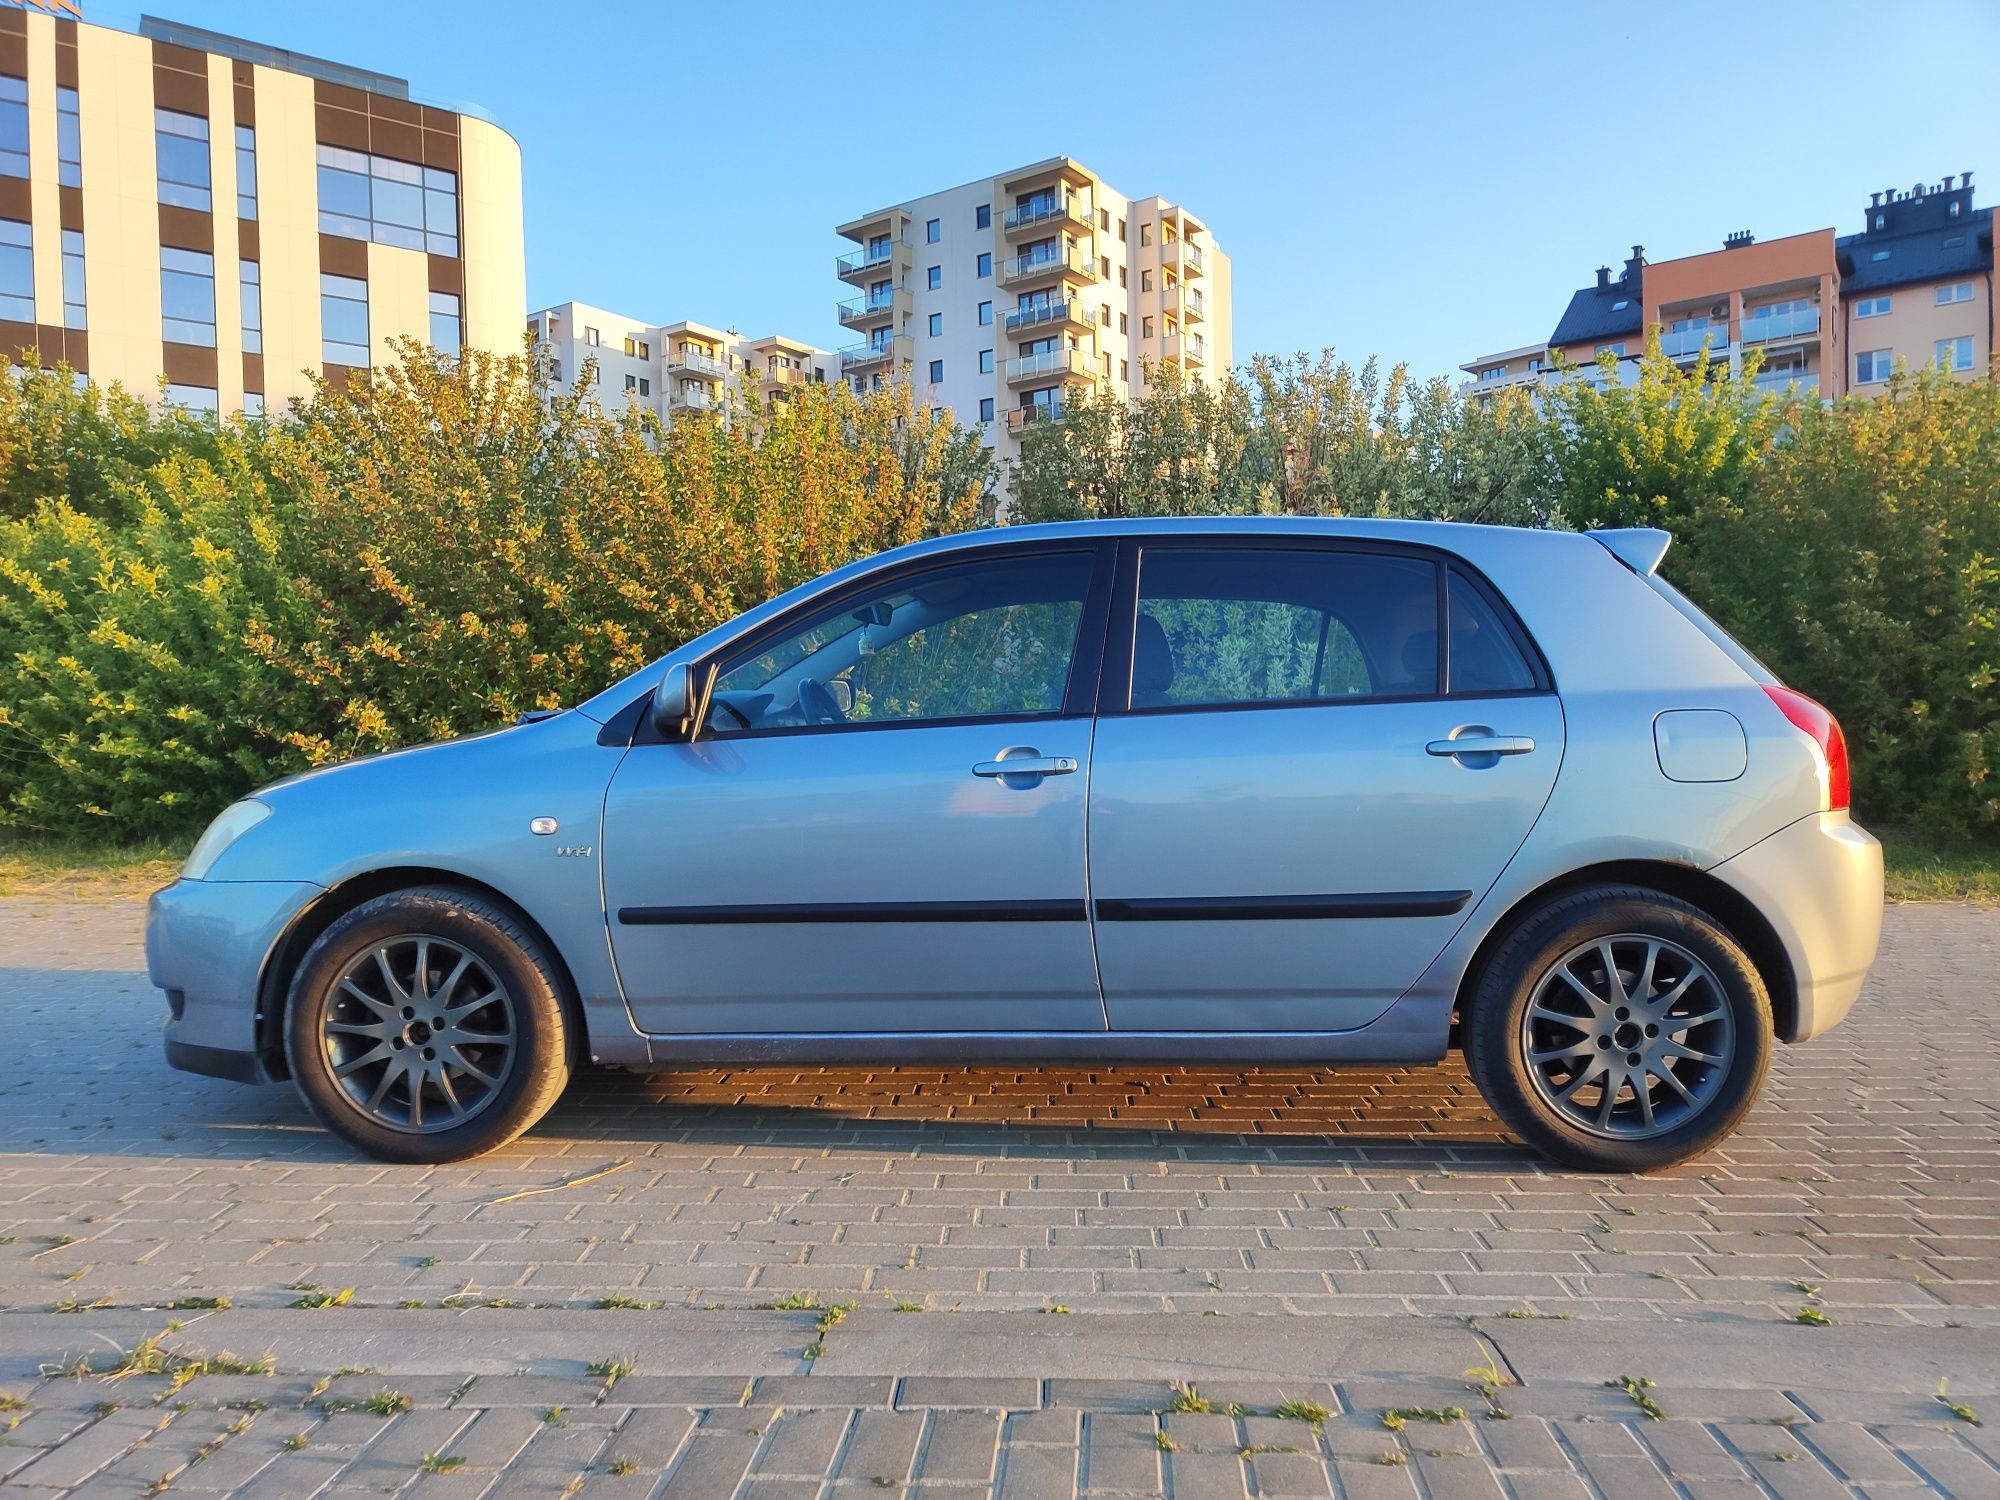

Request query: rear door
[{"left": 1087, "top": 539, "right": 1564, "bottom": 1032}]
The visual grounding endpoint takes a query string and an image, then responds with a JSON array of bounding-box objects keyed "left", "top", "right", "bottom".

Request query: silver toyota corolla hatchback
[{"left": 151, "top": 518, "right": 1883, "bottom": 1171}]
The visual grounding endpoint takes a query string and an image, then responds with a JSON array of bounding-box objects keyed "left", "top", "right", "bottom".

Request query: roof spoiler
[{"left": 1586, "top": 527, "right": 1672, "bottom": 576}]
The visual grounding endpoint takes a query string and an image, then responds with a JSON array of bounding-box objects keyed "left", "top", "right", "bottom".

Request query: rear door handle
[
  {"left": 973, "top": 752, "right": 1079, "bottom": 778},
  {"left": 1427, "top": 734, "right": 1536, "bottom": 758}
]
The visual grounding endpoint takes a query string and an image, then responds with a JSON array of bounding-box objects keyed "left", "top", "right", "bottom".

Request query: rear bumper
[
  {"left": 148, "top": 877, "right": 322, "bottom": 1086},
  {"left": 1710, "top": 811, "right": 1883, "bottom": 1042}
]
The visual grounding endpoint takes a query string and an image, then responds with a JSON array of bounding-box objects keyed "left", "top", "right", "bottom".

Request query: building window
[
  {"left": 976, "top": 252, "right": 991, "bottom": 278},
  {"left": 235, "top": 124, "right": 256, "bottom": 219},
  {"left": 640, "top": 376, "right": 650, "bottom": 396},
  {"left": 978, "top": 348, "right": 993, "bottom": 374},
  {"left": 1597, "top": 342, "right": 1626, "bottom": 357},
  {"left": 242, "top": 391, "right": 265, "bottom": 419},
  {"left": 156, "top": 108, "right": 212, "bottom": 211},
  {"left": 1855, "top": 348, "right": 1892, "bottom": 383},
  {"left": 1120, "top": 359, "right": 1128, "bottom": 382},
  {"left": 60, "top": 229, "right": 84, "bottom": 330},
  {"left": 0, "top": 218, "right": 30, "bottom": 321},
  {"left": 927, "top": 265, "right": 941, "bottom": 290},
  {"left": 161, "top": 247, "right": 216, "bottom": 346},
  {"left": 429, "top": 289, "right": 461, "bottom": 351},
  {"left": 925, "top": 217, "right": 940, "bottom": 243},
  {"left": 1140, "top": 223, "right": 1152, "bottom": 246},
  {"left": 1610, "top": 299, "right": 1629, "bottom": 310},
  {"left": 1117, "top": 218, "right": 1126, "bottom": 239},
  {"left": 1119, "top": 312, "right": 1128, "bottom": 334},
  {"left": 1118, "top": 266, "right": 1127, "bottom": 288},
  {"left": 1870, "top": 249, "right": 1890, "bottom": 262},
  {"left": 316, "top": 144, "right": 458, "bottom": 255},
  {"left": 584, "top": 326, "right": 600, "bottom": 346},
  {"left": 928, "top": 312, "right": 942, "bottom": 337},
  {"left": 164, "top": 383, "right": 219, "bottom": 414},
  {"left": 56, "top": 85, "right": 80, "bottom": 187},
  {"left": 1141, "top": 270, "right": 1153, "bottom": 292},
  {"left": 239, "top": 260, "right": 261, "bottom": 352},
  {"left": 1099, "top": 305, "right": 1111, "bottom": 327},
  {"left": 1936, "top": 336, "right": 1974, "bottom": 372},
  {"left": 624, "top": 373, "right": 636, "bottom": 391},
  {"left": 1142, "top": 316, "right": 1154, "bottom": 339},
  {"left": 1936, "top": 282, "right": 1974, "bottom": 305},
  {"left": 978, "top": 396, "right": 994, "bottom": 423},
  {"left": 1854, "top": 296, "right": 1892, "bottom": 319},
  {"left": 0, "top": 76, "right": 24, "bottom": 179},
  {"left": 975, "top": 203, "right": 990, "bottom": 230},
  {"left": 977, "top": 300, "right": 992, "bottom": 326},
  {"left": 928, "top": 359, "right": 943, "bottom": 383},
  {"left": 321, "top": 271, "right": 370, "bottom": 367}
]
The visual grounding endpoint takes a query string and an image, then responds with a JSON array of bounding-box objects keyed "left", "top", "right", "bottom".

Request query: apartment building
[
  {"left": 525, "top": 300, "right": 834, "bottom": 422},
  {"left": 1462, "top": 172, "right": 1993, "bottom": 402},
  {"left": 0, "top": 6, "right": 524, "bottom": 415},
  {"left": 833, "top": 156, "right": 1231, "bottom": 452}
]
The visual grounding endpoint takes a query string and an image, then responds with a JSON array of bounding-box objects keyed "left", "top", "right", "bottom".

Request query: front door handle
[{"left": 973, "top": 749, "right": 1079, "bottom": 779}]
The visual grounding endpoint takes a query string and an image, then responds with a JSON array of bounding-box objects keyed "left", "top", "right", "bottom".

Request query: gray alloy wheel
[
  {"left": 320, "top": 935, "right": 519, "bottom": 1133},
  {"left": 1518, "top": 933, "right": 1735, "bottom": 1140}
]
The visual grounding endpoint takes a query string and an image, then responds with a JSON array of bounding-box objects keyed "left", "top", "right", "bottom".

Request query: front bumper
[
  {"left": 148, "top": 878, "right": 322, "bottom": 1085},
  {"left": 1710, "top": 811, "right": 1883, "bottom": 1042}
]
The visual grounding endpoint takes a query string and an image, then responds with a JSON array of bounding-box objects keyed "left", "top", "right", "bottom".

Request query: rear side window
[
  {"left": 1447, "top": 571, "right": 1539, "bottom": 694},
  {"left": 1130, "top": 548, "right": 1439, "bottom": 709}
]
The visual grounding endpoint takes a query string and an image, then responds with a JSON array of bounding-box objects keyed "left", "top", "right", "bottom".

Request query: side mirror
[{"left": 649, "top": 663, "right": 698, "bottom": 741}]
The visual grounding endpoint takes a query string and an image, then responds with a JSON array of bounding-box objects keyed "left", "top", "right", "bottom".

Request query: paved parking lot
[{"left": 1, "top": 896, "right": 1996, "bottom": 1495}]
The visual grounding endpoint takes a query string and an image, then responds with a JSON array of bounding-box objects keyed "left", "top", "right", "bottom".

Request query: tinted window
[
  {"left": 1130, "top": 549, "right": 1439, "bottom": 709},
  {"left": 709, "top": 553, "right": 1093, "bottom": 734},
  {"left": 1447, "top": 571, "right": 1538, "bottom": 694}
]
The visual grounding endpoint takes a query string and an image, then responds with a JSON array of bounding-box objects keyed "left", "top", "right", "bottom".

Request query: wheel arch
[
  {"left": 1452, "top": 860, "right": 1798, "bottom": 1044},
  {"left": 254, "top": 866, "right": 585, "bottom": 1081}
]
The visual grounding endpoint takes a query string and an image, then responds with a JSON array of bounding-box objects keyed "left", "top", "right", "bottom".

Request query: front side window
[
  {"left": 156, "top": 108, "right": 211, "bottom": 211},
  {"left": 1128, "top": 549, "right": 1442, "bottom": 710},
  {"left": 161, "top": 246, "right": 216, "bottom": 346},
  {"left": 0, "top": 217, "right": 30, "bottom": 321},
  {"left": 0, "top": 75, "right": 25, "bottom": 178},
  {"left": 706, "top": 551, "right": 1094, "bottom": 736},
  {"left": 321, "top": 272, "right": 369, "bottom": 367}
]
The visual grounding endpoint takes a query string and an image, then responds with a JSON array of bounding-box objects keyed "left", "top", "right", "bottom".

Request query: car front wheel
[
  {"left": 1464, "top": 886, "right": 1773, "bottom": 1172},
  {"left": 284, "top": 887, "right": 573, "bottom": 1163}
]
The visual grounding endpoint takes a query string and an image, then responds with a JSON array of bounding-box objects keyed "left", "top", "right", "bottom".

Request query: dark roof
[
  {"left": 1838, "top": 202, "right": 1993, "bottom": 293},
  {"left": 1549, "top": 286, "right": 1643, "bottom": 348}
]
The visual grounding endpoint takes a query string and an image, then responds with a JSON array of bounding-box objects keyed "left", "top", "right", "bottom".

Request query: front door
[
  {"left": 602, "top": 543, "right": 1113, "bottom": 1036},
  {"left": 1087, "top": 541, "right": 1564, "bottom": 1032}
]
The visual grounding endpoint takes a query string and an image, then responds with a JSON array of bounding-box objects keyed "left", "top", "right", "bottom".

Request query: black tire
[
  {"left": 1464, "top": 885, "right": 1773, "bottom": 1172},
  {"left": 284, "top": 886, "right": 573, "bottom": 1163}
]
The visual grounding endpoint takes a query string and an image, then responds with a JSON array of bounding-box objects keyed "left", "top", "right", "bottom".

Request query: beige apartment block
[
  {"left": 0, "top": 7, "right": 524, "bottom": 415},
  {"left": 524, "top": 300, "right": 836, "bottom": 423},
  {"left": 833, "top": 155, "right": 1232, "bottom": 456},
  {"left": 1464, "top": 171, "right": 1992, "bottom": 402}
]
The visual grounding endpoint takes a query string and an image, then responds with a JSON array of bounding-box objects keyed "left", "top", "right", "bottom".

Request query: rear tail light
[{"left": 1763, "top": 685, "right": 1850, "bottom": 811}]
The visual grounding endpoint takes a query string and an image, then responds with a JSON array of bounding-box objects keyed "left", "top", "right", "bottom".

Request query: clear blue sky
[{"left": 100, "top": 0, "right": 2000, "bottom": 382}]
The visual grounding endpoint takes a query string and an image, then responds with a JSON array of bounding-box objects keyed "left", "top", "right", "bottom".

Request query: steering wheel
[{"left": 796, "top": 677, "right": 846, "bottom": 725}]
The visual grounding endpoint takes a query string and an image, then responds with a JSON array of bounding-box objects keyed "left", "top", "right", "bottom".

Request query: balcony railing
[
  {"left": 669, "top": 388, "right": 715, "bottom": 412},
  {"left": 837, "top": 292, "right": 899, "bottom": 327},
  {"left": 999, "top": 247, "right": 1093, "bottom": 287},
  {"left": 762, "top": 366, "right": 811, "bottom": 387},
  {"left": 1180, "top": 242, "right": 1205, "bottom": 274},
  {"left": 1004, "top": 298, "right": 1085, "bottom": 334},
  {"left": 1004, "top": 196, "right": 1092, "bottom": 235},
  {"left": 1005, "top": 403, "right": 1064, "bottom": 433},
  {"left": 1658, "top": 324, "right": 1728, "bottom": 359},
  {"left": 666, "top": 348, "right": 725, "bottom": 379},
  {"left": 1162, "top": 332, "right": 1206, "bottom": 364},
  {"left": 1740, "top": 306, "right": 1821, "bottom": 344},
  {"left": 1005, "top": 348, "right": 1090, "bottom": 385},
  {"left": 1751, "top": 368, "right": 1819, "bottom": 395},
  {"left": 836, "top": 243, "right": 904, "bottom": 279},
  {"left": 840, "top": 342, "right": 896, "bottom": 371}
]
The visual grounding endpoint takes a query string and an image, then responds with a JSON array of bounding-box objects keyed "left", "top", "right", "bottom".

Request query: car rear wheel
[
  {"left": 284, "top": 887, "right": 573, "bottom": 1163},
  {"left": 1464, "top": 886, "right": 1773, "bottom": 1172}
]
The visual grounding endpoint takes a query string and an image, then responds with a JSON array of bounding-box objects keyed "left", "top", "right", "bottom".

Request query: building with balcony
[
  {"left": 525, "top": 299, "right": 833, "bottom": 423},
  {"left": 0, "top": 6, "right": 525, "bottom": 416},
  {"left": 1463, "top": 171, "right": 1992, "bottom": 403},
  {"left": 832, "top": 155, "right": 1231, "bottom": 459}
]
